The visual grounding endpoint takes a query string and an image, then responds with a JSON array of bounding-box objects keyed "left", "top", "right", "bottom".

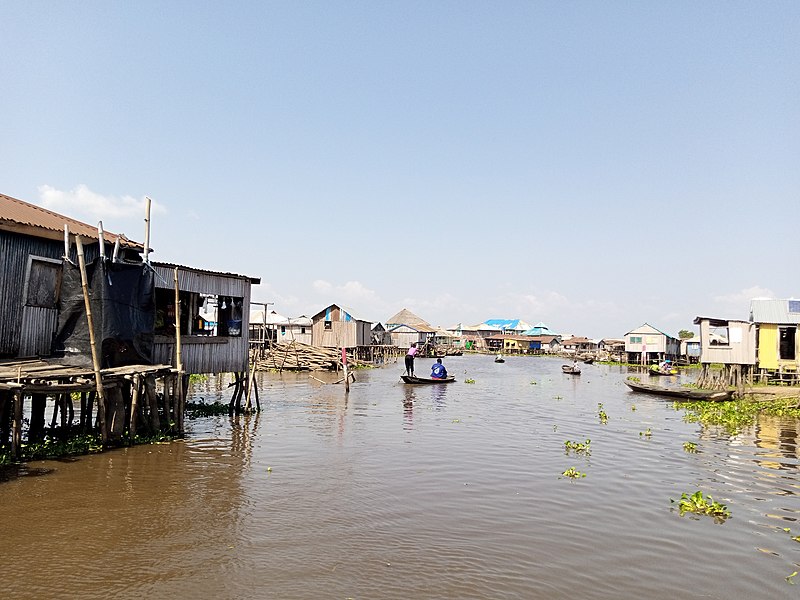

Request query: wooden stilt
[
  {"left": 11, "top": 390, "right": 22, "bottom": 460},
  {"left": 144, "top": 375, "right": 160, "bottom": 432},
  {"left": 76, "top": 235, "right": 108, "bottom": 444}
]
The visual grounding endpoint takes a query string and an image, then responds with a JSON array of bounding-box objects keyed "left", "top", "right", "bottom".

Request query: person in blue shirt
[{"left": 430, "top": 358, "right": 448, "bottom": 379}]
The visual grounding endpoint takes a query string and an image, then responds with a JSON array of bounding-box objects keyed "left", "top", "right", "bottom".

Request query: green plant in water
[
  {"left": 561, "top": 467, "right": 586, "bottom": 479},
  {"left": 627, "top": 376, "right": 640, "bottom": 383},
  {"left": 787, "top": 571, "right": 798, "bottom": 585},
  {"left": 564, "top": 439, "right": 591, "bottom": 455},
  {"left": 554, "top": 395, "right": 562, "bottom": 400},
  {"left": 683, "top": 442, "right": 698, "bottom": 453},
  {"left": 185, "top": 400, "right": 229, "bottom": 418},
  {"left": 464, "top": 378, "right": 476, "bottom": 384},
  {"left": 639, "top": 428, "right": 652, "bottom": 438},
  {"left": 631, "top": 404, "right": 636, "bottom": 411},
  {"left": 671, "top": 490, "right": 730, "bottom": 523},
  {"left": 530, "top": 380, "right": 537, "bottom": 385},
  {"left": 597, "top": 403, "right": 608, "bottom": 424}
]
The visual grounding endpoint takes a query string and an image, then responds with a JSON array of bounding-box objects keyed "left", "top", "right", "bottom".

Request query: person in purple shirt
[
  {"left": 405, "top": 342, "right": 418, "bottom": 377},
  {"left": 430, "top": 358, "right": 448, "bottom": 379}
]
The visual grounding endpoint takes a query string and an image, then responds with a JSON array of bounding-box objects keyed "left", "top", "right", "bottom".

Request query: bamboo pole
[
  {"left": 97, "top": 221, "right": 105, "bottom": 259},
  {"left": 173, "top": 267, "right": 184, "bottom": 432},
  {"left": 76, "top": 235, "right": 107, "bottom": 444},
  {"left": 143, "top": 197, "right": 152, "bottom": 264}
]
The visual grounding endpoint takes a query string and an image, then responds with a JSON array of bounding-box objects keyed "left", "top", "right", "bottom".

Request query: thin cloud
[
  {"left": 711, "top": 286, "right": 774, "bottom": 318},
  {"left": 37, "top": 184, "right": 166, "bottom": 222}
]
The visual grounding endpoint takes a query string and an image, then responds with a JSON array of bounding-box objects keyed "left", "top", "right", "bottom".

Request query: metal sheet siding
[
  {"left": 0, "top": 231, "right": 61, "bottom": 355},
  {"left": 151, "top": 281, "right": 252, "bottom": 374},
  {"left": 17, "top": 306, "right": 58, "bottom": 357},
  {"left": 152, "top": 265, "right": 250, "bottom": 296}
]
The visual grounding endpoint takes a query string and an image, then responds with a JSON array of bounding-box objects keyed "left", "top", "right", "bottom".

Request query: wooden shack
[
  {"left": 693, "top": 316, "right": 757, "bottom": 390},
  {"left": 0, "top": 193, "right": 142, "bottom": 358},
  {"left": 150, "top": 262, "right": 260, "bottom": 374},
  {"left": 624, "top": 323, "right": 680, "bottom": 364},
  {"left": 311, "top": 304, "right": 371, "bottom": 348},
  {"left": 749, "top": 299, "right": 800, "bottom": 382}
]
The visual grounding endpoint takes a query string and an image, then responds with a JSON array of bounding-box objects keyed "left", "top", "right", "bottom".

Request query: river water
[{"left": 2, "top": 356, "right": 799, "bottom": 599}]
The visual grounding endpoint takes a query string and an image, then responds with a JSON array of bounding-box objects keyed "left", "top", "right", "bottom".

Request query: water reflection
[{"left": 4, "top": 357, "right": 800, "bottom": 599}]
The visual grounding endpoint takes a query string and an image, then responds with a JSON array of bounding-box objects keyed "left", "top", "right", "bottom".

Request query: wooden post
[
  {"left": 11, "top": 389, "right": 22, "bottom": 460},
  {"left": 76, "top": 235, "right": 107, "bottom": 444},
  {"left": 173, "top": 267, "right": 184, "bottom": 433},
  {"left": 342, "top": 347, "right": 350, "bottom": 393},
  {"left": 144, "top": 375, "right": 159, "bottom": 432},
  {"left": 143, "top": 197, "right": 152, "bottom": 264},
  {"left": 129, "top": 374, "right": 141, "bottom": 436}
]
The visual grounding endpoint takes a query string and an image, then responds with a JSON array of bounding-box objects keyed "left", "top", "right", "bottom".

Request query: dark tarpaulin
[{"left": 53, "top": 259, "right": 155, "bottom": 367}]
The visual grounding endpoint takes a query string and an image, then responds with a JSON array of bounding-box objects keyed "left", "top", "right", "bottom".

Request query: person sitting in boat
[
  {"left": 430, "top": 358, "right": 448, "bottom": 379},
  {"left": 658, "top": 359, "right": 670, "bottom": 372}
]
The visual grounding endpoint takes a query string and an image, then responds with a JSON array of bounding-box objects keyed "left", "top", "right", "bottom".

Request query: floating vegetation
[
  {"left": 787, "top": 571, "right": 798, "bottom": 585},
  {"left": 561, "top": 467, "right": 586, "bottom": 479},
  {"left": 553, "top": 425, "right": 558, "bottom": 432},
  {"left": 639, "top": 428, "right": 652, "bottom": 438},
  {"left": 597, "top": 403, "right": 609, "bottom": 424},
  {"left": 530, "top": 380, "right": 537, "bottom": 385},
  {"left": 185, "top": 400, "right": 229, "bottom": 418},
  {"left": 675, "top": 399, "right": 800, "bottom": 435},
  {"left": 631, "top": 404, "right": 636, "bottom": 411},
  {"left": 464, "top": 378, "right": 476, "bottom": 384},
  {"left": 683, "top": 442, "right": 698, "bottom": 453},
  {"left": 554, "top": 395, "right": 563, "bottom": 400},
  {"left": 564, "top": 439, "right": 591, "bottom": 455},
  {"left": 627, "top": 376, "right": 641, "bottom": 383},
  {"left": 671, "top": 490, "right": 730, "bottom": 523}
]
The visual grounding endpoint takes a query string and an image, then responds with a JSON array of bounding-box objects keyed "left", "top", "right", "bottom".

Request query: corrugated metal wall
[
  {"left": 0, "top": 231, "right": 102, "bottom": 357},
  {"left": 150, "top": 267, "right": 253, "bottom": 373}
]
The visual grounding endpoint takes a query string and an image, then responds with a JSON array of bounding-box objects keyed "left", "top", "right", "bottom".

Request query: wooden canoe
[
  {"left": 401, "top": 375, "right": 456, "bottom": 384},
  {"left": 562, "top": 365, "right": 581, "bottom": 375},
  {"left": 649, "top": 367, "right": 678, "bottom": 376},
  {"left": 624, "top": 379, "right": 732, "bottom": 401}
]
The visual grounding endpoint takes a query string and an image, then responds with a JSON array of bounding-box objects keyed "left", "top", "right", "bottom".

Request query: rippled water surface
[{"left": 3, "top": 356, "right": 800, "bottom": 599}]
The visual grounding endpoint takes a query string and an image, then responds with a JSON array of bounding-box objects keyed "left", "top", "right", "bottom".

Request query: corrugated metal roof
[
  {"left": 0, "top": 192, "right": 143, "bottom": 249},
  {"left": 750, "top": 298, "right": 800, "bottom": 324},
  {"left": 151, "top": 261, "right": 260, "bottom": 283}
]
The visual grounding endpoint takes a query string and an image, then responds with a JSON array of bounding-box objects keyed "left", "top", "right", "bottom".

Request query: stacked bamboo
[{"left": 253, "top": 342, "right": 366, "bottom": 372}]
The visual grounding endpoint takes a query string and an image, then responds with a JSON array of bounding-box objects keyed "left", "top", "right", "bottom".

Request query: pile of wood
[{"left": 252, "top": 341, "right": 367, "bottom": 372}]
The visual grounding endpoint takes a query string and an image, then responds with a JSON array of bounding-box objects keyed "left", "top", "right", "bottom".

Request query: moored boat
[
  {"left": 624, "top": 379, "right": 732, "bottom": 401},
  {"left": 649, "top": 367, "right": 678, "bottom": 376},
  {"left": 401, "top": 375, "right": 456, "bottom": 384}
]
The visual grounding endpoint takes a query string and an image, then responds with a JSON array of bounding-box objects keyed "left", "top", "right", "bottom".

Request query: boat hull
[
  {"left": 624, "top": 380, "right": 732, "bottom": 401},
  {"left": 562, "top": 366, "right": 581, "bottom": 375},
  {"left": 401, "top": 375, "right": 456, "bottom": 384}
]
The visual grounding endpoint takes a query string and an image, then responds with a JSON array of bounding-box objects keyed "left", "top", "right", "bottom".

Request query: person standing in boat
[
  {"left": 430, "top": 358, "right": 448, "bottom": 379},
  {"left": 405, "top": 342, "right": 418, "bottom": 377}
]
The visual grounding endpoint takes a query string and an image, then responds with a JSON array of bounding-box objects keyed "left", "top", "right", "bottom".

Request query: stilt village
[{"left": 1, "top": 192, "right": 799, "bottom": 462}]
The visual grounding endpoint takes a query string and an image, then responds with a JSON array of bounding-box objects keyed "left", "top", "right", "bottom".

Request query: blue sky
[{"left": 2, "top": 1, "right": 798, "bottom": 338}]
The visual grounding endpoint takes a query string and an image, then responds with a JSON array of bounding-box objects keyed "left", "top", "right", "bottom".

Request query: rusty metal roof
[{"left": 0, "top": 192, "right": 143, "bottom": 249}]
